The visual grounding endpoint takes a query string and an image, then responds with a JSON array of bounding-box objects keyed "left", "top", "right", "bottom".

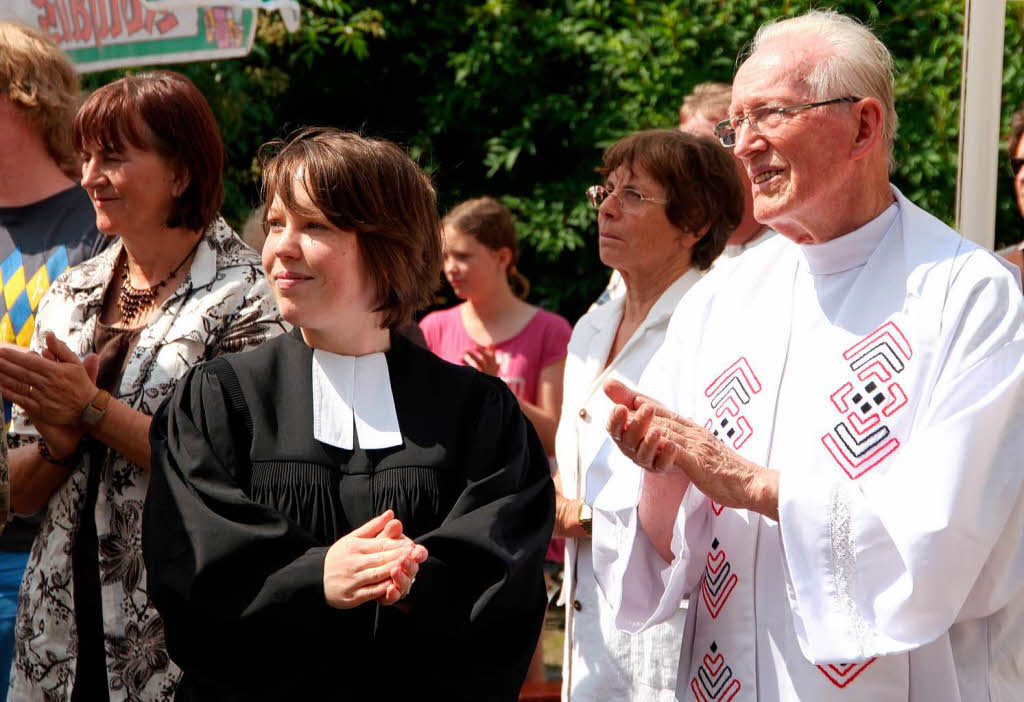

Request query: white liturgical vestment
[
  {"left": 718, "top": 227, "right": 775, "bottom": 262},
  {"left": 592, "top": 187, "right": 1024, "bottom": 701}
]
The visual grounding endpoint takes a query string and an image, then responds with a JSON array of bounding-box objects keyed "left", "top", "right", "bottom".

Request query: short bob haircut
[
  {"left": 260, "top": 127, "right": 443, "bottom": 329},
  {"left": 0, "top": 21, "right": 79, "bottom": 168},
  {"left": 598, "top": 129, "right": 743, "bottom": 271},
  {"left": 72, "top": 71, "right": 224, "bottom": 232}
]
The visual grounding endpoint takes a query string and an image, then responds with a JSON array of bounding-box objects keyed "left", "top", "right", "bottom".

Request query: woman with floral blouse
[{"left": 0, "top": 71, "right": 283, "bottom": 701}]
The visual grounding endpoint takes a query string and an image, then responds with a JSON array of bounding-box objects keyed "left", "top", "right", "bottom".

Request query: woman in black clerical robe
[{"left": 142, "top": 127, "right": 555, "bottom": 701}]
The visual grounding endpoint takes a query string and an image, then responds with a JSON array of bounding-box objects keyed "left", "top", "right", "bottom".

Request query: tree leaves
[{"left": 82, "top": 0, "right": 1024, "bottom": 320}]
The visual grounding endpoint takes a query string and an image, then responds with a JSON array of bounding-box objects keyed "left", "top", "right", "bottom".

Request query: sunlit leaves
[{"left": 82, "top": 0, "right": 1024, "bottom": 317}]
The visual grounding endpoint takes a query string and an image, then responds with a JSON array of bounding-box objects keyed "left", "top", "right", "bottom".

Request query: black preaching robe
[{"left": 143, "top": 329, "right": 554, "bottom": 701}]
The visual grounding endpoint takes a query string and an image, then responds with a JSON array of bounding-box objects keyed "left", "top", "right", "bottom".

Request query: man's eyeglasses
[
  {"left": 1011, "top": 158, "right": 1024, "bottom": 178},
  {"left": 714, "top": 96, "right": 861, "bottom": 148},
  {"left": 586, "top": 184, "right": 668, "bottom": 213}
]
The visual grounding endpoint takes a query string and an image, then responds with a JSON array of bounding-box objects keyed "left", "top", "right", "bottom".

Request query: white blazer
[{"left": 556, "top": 268, "right": 702, "bottom": 702}]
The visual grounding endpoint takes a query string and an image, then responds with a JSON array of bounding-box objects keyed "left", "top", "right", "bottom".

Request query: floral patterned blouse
[{"left": 7, "top": 218, "right": 285, "bottom": 701}]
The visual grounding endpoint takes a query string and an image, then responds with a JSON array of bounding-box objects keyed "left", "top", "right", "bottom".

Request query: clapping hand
[
  {"left": 0, "top": 332, "right": 98, "bottom": 426},
  {"left": 604, "top": 380, "right": 683, "bottom": 474},
  {"left": 603, "top": 379, "right": 778, "bottom": 518},
  {"left": 323, "top": 510, "right": 428, "bottom": 610},
  {"left": 0, "top": 333, "right": 100, "bottom": 459},
  {"left": 463, "top": 346, "right": 499, "bottom": 376}
]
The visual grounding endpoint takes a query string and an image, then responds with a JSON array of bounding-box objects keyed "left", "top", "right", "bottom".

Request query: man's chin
[{"left": 752, "top": 202, "right": 784, "bottom": 230}]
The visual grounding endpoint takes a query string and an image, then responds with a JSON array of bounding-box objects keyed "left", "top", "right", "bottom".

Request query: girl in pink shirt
[
  {"left": 420, "top": 196, "right": 570, "bottom": 684},
  {"left": 420, "top": 197, "right": 570, "bottom": 456}
]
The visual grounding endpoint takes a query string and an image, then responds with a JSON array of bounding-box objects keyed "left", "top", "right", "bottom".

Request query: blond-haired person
[
  {"left": 679, "top": 81, "right": 774, "bottom": 260},
  {"left": 0, "top": 21, "right": 105, "bottom": 694},
  {"left": 0, "top": 71, "right": 283, "bottom": 700}
]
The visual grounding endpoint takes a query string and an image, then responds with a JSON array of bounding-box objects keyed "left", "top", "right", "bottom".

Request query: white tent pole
[{"left": 955, "top": 0, "right": 1007, "bottom": 248}]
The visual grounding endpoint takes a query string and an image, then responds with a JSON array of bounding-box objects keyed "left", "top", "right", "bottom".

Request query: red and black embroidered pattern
[
  {"left": 690, "top": 640, "right": 741, "bottom": 701},
  {"left": 700, "top": 537, "right": 737, "bottom": 619},
  {"left": 703, "top": 357, "right": 762, "bottom": 450},
  {"left": 704, "top": 358, "right": 762, "bottom": 514},
  {"left": 817, "top": 658, "right": 876, "bottom": 689},
  {"left": 821, "top": 322, "right": 912, "bottom": 480}
]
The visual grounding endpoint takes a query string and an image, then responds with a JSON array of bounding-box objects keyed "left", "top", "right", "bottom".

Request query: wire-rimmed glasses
[
  {"left": 714, "top": 96, "right": 861, "bottom": 147},
  {"left": 586, "top": 184, "right": 668, "bottom": 213}
]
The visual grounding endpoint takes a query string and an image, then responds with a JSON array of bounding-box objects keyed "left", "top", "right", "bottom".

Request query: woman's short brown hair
[
  {"left": 73, "top": 71, "right": 223, "bottom": 232},
  {"left": 260, "top": 127, "right": 442, "bottom": 328},
  {"left": 0, "top": 21, "right": 79, "bottom": 169},
  {"left": 443, "top": 197, "right": 530, "bottom": 299},
  {"left": 598, "top": 129, "right": 743, "bottom": 271}
]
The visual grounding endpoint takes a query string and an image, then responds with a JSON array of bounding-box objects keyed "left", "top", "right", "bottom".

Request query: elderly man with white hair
[{"left": 592, "top": 9, "right": 1024, "bottom": 702}]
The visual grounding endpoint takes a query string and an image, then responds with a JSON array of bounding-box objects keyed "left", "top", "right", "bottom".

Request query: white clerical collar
[
  {"left": 798, "top": 202, "right": 899, "bottom": 275},
  {"left": 311, "top": 349, "right": 402, "bottom": 450}
]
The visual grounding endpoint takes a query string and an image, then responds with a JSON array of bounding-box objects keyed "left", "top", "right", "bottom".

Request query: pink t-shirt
[
  {"left": 419, "top": 305, "right": 571, "bottom": 404},
  {"left": 420, "top": 304, "right": 571, "bottom": 563}
]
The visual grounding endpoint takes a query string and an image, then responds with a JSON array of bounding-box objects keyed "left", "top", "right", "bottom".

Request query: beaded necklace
[{"left": 118, "top": 236, "right": 202, "bottom": 324}]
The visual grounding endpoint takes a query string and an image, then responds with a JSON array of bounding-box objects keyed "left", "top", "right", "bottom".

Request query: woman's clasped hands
[{"left": 323, "top": 509, "right": 428, "bottom": 610}]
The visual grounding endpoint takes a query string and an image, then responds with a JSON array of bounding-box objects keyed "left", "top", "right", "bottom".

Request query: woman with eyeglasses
[
  {"left": 553, "top": 129, "right": 742, "bottom": 702},
  {"left": 997, "top": 103, "right": 1024, "bottom": 285}
]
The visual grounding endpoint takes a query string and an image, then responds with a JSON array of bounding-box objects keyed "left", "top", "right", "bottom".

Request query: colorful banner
[
  {"left": 145, "top": 0, "right": 299, "bottom": 31},
  {"left": 0, "top": 1, "right": 298, "bottom": 73}
]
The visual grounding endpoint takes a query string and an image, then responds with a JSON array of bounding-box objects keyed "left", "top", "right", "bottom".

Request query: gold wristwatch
[
  {"left": 578, "top": 501, "right": 593, "bottom": 536},
  {"left": 81, "top": 389, "right": 112, "bottom": 429}
]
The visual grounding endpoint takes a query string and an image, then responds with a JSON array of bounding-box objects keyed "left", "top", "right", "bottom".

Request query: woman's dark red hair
[{"left": 73, "top": 70, "right": 224, "bottom": 231}]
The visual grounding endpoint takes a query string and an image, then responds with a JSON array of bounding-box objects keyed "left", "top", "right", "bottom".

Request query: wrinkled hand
[
  {"left": 324, "top": 510, "right": 428, "bottom": 609},
  {"left": 603, "top": 379, "right": 778, "bottom": 519},
  {"left": 0, "top": 332, "right": 98, "bottom": 427},
  {"left": 463, "top": 346, "right": 499, "bottom": 376}
]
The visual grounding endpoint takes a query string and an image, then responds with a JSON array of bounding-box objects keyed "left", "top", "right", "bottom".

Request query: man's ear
[{"left": 850, "top": 97, "right": 885, "bottom": 161}]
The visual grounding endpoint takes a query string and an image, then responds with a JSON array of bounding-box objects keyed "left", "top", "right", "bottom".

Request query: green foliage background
[{"left": 84, "top": 1, "right": 1024, "bottom": 324}]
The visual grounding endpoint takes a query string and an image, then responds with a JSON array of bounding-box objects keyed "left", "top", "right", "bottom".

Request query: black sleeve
[
  {"left": 142, "top": 361, "right": 375, "bottom": 695},
  {"left": 386, "top": 376, "right": 555, "bottom": 697}
]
